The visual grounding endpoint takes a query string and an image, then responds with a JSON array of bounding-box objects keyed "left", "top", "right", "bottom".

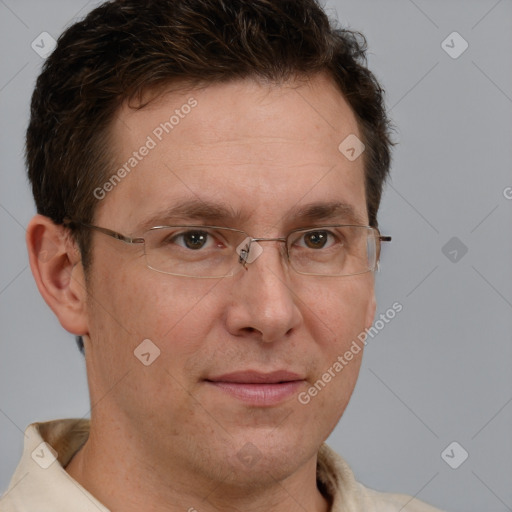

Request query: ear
[
  {"left": 26, "top": 214, "right": 89, "bottom": 336},
  {"left": 364, "top": 286, "right": 377, "bottom": 331}
]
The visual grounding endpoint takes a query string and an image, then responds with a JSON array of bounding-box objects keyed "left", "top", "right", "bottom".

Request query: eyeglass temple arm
[{"left": 63, "top": 220, "right": 144, "bottom": 244}]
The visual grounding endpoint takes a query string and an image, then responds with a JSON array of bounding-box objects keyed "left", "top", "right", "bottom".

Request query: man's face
[{"left": 84, "top": 74, "right": 376, "bottom": 485}]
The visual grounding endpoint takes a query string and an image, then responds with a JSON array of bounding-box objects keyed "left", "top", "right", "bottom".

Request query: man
[{"left": 1, "top": 0, "right": 444, "bottom": 510}]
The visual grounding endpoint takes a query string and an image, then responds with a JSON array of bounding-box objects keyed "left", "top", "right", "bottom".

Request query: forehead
[{"left": 98, "top": 74, "right": 367, "bottom": 232}]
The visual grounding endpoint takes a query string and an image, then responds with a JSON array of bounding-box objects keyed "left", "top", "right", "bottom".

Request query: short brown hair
[{"left": 27, "top": 0, "right": 393, "bottom": 272}]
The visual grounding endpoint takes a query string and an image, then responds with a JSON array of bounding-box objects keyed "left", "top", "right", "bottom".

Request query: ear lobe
[{"left": 26, "top": 214, "right": 89, "bottom": 336}]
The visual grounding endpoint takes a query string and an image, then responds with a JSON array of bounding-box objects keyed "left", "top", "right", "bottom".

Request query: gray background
[{"left": 1, "top": 1, "right": 511, "bottom": 510}]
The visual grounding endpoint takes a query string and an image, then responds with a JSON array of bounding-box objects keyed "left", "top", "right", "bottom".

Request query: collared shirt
[{"left": 0, "top": 419, "right": 444, "bottom": 511}]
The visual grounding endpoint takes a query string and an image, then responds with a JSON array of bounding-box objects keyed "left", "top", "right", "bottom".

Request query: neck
[{"left": 65, "top": 420, "right": 330, "bottom": 512}]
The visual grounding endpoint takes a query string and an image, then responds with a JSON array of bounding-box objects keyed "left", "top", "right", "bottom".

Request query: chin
[{"left": 220, "top": 428, "right": 317, "bottom": 483}]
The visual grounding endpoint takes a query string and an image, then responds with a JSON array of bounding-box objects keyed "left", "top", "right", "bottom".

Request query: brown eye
[
  {"left": 303, "top": 231, "right": 330, "bottom": 249},
  {"left": 180, "top": 231, "right": 209, "bottom": 250}
]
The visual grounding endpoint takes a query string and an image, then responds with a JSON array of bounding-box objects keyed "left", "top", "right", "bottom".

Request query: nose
[{"left": 225, "top": 240, "right": 303, "bottom": 343}]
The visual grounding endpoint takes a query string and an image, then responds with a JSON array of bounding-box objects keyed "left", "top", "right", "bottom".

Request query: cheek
[
  {"left": 91, "top": 260, "right": 223, "bottom": 340},
  {"left": 297, "top": 279, "right": 372, "bottom": 432},
  {"left": 300, "top": 275, "right": 374, "bottom": 348},
  {"left": 85, "top": 266, "right": 228, "bottom": 416}
]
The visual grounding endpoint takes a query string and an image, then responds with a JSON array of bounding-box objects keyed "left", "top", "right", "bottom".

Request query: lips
[
  {"left": 205, "top": 370, "right": 305, "bottom": 405},
  {"left": 207, "top": 370, "right": 304, "bottom": 384}
]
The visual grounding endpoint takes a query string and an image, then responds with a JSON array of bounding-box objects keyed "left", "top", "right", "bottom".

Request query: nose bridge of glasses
[
  {"left": 237, "top": 236, "right": 289, "bottom": 267},
  {"left": 251, "top": 236, "right": 287, "bottom": 244}
]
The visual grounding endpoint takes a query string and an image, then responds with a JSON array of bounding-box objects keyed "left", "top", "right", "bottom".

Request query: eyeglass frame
[{"left": 64, "top": 219, "right": 392, "bottom": 278}]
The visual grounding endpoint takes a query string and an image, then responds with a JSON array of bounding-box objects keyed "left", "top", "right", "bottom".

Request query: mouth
[{"left": 204, "top": 370, "right": 306, "bottom": 406}]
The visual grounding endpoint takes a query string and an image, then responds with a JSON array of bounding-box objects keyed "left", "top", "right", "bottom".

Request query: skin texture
[{"left": 26, "top": 73, "right": 377, "bottom": 512}]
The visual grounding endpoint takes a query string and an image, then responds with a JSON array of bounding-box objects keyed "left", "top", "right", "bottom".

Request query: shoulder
[
  {"left": 317, "top": 443, "right": 446, "bottom": 512},
  {"left": 357, "top": 483, "right": 446, "bottom": 512},
  {"left": 0, "top": 418, "right": 97, "bottom": 512}
]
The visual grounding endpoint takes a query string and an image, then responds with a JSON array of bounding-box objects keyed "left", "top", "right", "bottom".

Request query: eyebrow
[
  {"left": 291, "top": 201, "right": 366, "bottom": 226},
  {"left": 136, "top": 198, "right": 366, "bottom": 232},
  {"left": 137, "top": 199, "right": 250, "bottom": 231}
]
